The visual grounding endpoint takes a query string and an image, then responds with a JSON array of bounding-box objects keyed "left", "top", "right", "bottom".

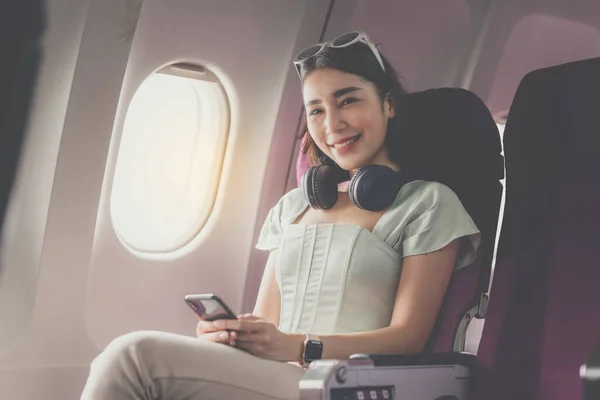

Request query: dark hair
[{"left": 298, "top": 42, "right": 409, "bottom": 174}]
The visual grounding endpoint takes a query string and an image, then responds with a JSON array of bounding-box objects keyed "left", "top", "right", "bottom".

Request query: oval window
[{"left": 111, "top": 64, "right": 230, "bottom": 253}]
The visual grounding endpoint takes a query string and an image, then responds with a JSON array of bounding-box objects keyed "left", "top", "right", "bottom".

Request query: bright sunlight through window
[{"left": 111, "top": 64, "right": 230, "bottom": 253}]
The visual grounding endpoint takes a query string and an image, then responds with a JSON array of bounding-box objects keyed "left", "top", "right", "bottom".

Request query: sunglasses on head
[{"left": 293, "top": 31, "right": 386, "bottom": 79}]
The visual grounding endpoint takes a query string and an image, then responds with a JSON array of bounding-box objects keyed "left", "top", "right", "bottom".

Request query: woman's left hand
[{"left": 213, "top": 314, "right": 302, "bottom": 362}]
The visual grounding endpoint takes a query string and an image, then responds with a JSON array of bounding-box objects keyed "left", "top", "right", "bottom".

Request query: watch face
[{"left": 305, "top": 339, "right": 323, "bottom": 362}]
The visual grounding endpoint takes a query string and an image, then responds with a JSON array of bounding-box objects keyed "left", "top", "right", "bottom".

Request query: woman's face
[{"left": 302, "top": 67, "right": 396, "bottom": 173}]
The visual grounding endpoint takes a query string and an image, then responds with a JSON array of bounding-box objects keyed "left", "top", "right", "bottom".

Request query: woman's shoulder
[
  {"left": 376, "top": 179, "right": 476, "bottom": 241},
  {"left": 255, "top": 188, "right": 308, "bottom": 251},
  {"left": 278, "top": 187, "right": 306, "bottom": 204},
  {"left": 271, "top": 187, "right": 309, "bottom": 225},
  {"left": 393, "top": 180, "right": 461, "bottom": 211},
  {"left": 379, "top": 180, "right": 481, "bottom": 269}
]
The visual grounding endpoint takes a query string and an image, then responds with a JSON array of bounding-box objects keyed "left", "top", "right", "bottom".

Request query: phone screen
[{"left": 185, "top": 296, "right": 237, "bottom": 321}]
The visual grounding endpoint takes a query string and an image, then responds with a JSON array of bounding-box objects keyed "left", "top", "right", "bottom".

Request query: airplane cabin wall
[{"left": 1, "top": 1, "right": 600, "bottom": 399}]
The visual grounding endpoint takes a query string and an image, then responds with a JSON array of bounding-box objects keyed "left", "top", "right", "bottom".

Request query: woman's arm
[
  {"left": 287, "top": 238, "right": 460, "bottom": 360},
  {"left": 251, "top": 250, "right": 281, "bottom": 327}
]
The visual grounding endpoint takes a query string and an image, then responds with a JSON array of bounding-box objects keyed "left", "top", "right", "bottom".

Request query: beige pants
[{"left": 80, "top": 330, "right": 306, "bottom": 400}]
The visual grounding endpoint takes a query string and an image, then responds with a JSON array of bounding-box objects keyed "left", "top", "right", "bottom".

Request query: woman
[{"left": 81, "top": 31, "right": 480, "bottom": 400}]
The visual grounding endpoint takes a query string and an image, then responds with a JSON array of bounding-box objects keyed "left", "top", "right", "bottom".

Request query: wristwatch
[{"left": 302, "top": 333, "right": 323, "bottom": 366}]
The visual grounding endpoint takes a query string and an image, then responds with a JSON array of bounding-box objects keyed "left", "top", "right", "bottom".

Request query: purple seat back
[
  {"left": 426, "top": 252, "right": 482, "bottom": 352},
  {"left": 296, "top": 88, "right": 504, "bottom": 354},
  {"left": 473, "top": 57, "right": 600, "bottom": 400}
]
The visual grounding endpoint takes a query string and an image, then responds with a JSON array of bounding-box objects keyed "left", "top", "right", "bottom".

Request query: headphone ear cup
[
  {"left": 301, "top": 165, "right": 339, "bottom": 209},
  {"left": 348, "top": 165, "right": 403, "bottom": 211}
]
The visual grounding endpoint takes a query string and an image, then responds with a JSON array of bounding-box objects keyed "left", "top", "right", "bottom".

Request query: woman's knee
[
  {"left": 83, "top": 331, "right": 171, "bottom": 398},
  {"left": 104, "top": 331, "right": 165, "bottom": 355},
  {"left": 92, "top": 331, "right": 170, "bottom": 372}
]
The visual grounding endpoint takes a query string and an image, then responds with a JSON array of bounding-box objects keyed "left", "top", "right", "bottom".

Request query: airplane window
[{"left": 110, "top": 64, "right": 230, "bottom": 254}]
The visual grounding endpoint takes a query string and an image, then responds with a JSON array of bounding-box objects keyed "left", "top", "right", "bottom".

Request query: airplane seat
[
  {"left": 471, "top": 56, "right": 600, "bottom": 400},
  {"left": 299, "top": 87, "right": 504, "bottom": 400}
]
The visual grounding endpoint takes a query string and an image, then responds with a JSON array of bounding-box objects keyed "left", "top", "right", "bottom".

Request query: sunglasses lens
[
  {"left": 296, "top": 45, "right": 322, "bottom": 61},
  {"left": 333, "top": 32, "right": 360, "bottom": 46}
]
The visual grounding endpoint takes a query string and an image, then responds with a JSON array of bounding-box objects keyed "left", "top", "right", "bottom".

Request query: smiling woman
[
  {"left": 302, "top": 73, "right": 396, "bottom": 172},
  {"left": 81, "top": 31, "right": 480, "bottom": 400},
  {"left": 298, "top": 33, "right": 407, "bottom": 177}
]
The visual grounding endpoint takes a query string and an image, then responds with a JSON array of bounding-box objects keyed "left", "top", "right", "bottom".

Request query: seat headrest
[
  {"left": 396, "top": 87, "right": 504, "bottom": 184},
  {"left": 397, "top": 88, "right": 504, "bottom": 231}
]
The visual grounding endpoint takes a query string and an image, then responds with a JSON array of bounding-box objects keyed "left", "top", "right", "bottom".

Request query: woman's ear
[{"left": 384, "top": 93, "right": 396, "bottom": 118}]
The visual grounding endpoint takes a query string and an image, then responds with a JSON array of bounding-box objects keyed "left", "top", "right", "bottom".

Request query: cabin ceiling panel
[{"left": 326, "top": 0, "right": 475, "bottom": 91}]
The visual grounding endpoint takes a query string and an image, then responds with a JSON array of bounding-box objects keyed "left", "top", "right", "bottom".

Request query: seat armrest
[
  {"left": 300, "top": 352, "right": 475, "bottom": 400},
  {"left": 348, "top": 351, "right": 476, "bottom": 369}
]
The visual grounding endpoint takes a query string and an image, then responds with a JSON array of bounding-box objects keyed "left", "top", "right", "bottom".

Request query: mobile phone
[{"left": 184, "top": 294, "right": 237, "bottom": 321}]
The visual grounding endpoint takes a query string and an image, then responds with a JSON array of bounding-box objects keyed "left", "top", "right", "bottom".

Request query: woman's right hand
[{"left": 196, "top": 319, "right": 237, "bottom": 346}]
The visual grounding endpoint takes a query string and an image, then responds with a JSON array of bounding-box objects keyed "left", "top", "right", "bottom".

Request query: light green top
[{"left": 256, "top": 181, "right": 481, "bottom": 335}]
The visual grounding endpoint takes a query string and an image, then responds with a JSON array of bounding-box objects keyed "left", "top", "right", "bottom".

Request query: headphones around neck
[{"left": 300, "top": 164, "right": 416, "bottom": 211}]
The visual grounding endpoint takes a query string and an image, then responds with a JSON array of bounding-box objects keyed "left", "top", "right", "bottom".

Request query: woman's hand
[
  {"left": 196, "top": 318, "right": 237, "bottom": 346},
  {"left": 215, "top": 314, "right": 303, "bottom": 362}
]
